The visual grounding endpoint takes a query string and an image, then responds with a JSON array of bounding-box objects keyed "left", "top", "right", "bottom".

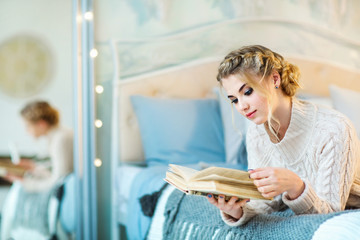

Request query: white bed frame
[{"left": 108, "top": 19, "right": 360, "bottom": 239}]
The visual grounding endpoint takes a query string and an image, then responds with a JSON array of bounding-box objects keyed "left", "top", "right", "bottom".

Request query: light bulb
[
  {"left": 84, "top": 11, "right": 93, "bottom": 21},
  {"left": 90, "top": 48, "right": 98, "bottom": 58},
  {"left": 95, "top": 85, "right": 104, "bottom": 94},
  {"left": 94, "top": 158, "right": 102, "bottom": 167},
  {"left": 95, "top": 119, "right": 103, "bottom": 128}
]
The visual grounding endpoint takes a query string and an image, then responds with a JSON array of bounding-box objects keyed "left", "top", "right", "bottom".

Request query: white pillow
[
  {"left": 329, "top": 84, "right": 360, "bottom": 136},
  {"left": 297, "top": 93, "right": 333, "bottom": 109}
]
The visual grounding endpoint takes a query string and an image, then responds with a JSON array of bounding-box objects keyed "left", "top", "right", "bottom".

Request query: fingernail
[
  {"left": 246, "top": 199, "right": 250, "bottom": 203},
  {"left": 207, "top": 194, "right": 212, "bottom": 198},
  {"left": 219, "top": 195, "right": 224, "bottom": 199},
  {"left": 247, "top": 169, "right": 253, "bottom": 171}
]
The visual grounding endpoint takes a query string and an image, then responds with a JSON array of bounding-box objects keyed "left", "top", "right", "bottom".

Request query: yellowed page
[
  {"left": 191, "top": 166, "right": 252, "bottom": 184},
  {"left": 188, "top": 180, "right": 269, "bottom": 200},
  {"left": 168, "top": 164, "right": 198, "bottom": 182},
  {"left": 164, "top": 171, "right": 189, "bottom": 193}
]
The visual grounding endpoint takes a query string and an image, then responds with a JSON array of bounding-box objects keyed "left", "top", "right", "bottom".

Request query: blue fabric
[
  {"left": 214, "top": 87, "right": 248, "bottom": 167},
  {"left": 125, "top": 163, "right": 247, "bottom": 240},
  {"left": 125, "top": 165, "right": 168, "bottom": 240},
  {"left": 163, "top": 190, "right": 360, "bottom": 240},
  {"left": 131, "top": 96, "right": 225, "bottom": 166},
  {"left": 60, "top": 173, "right": 75, "bottom": 233}
]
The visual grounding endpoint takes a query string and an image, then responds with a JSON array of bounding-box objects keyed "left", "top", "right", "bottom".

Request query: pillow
[
  {"left": 297, "top": 93, "right": 333, "bottom": 108},
  {"left": 214, "top": 87, "right": 248, "bottom": 167},
  {"left": 329, "top": 84, "right": 360, "bottom": 136},
  {"left": 130, "top": 95, "right": 225, "bottom": 166}
]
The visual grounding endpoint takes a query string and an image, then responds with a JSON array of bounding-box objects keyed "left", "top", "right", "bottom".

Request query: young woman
[
  {"left": 1, "top": 100, "right": 73, "bottom": 239},
  {"left": 207, "top": 45, "right": 360, "bottom": 226},
  {"left": 5, "top": 100, "right": 73, "bottom": 191}
]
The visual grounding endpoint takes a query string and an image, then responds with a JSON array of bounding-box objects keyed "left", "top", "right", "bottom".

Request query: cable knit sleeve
[
  {"left": 220, "top": 196, "right": 286, "bottom": 226},
  {"left": 282, "top": 119, "right": 358, "bottom": 214}
]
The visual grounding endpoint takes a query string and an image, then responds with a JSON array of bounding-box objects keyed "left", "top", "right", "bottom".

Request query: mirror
[{"left": 0, "top": 1, "right": 75, "bottom": 239}]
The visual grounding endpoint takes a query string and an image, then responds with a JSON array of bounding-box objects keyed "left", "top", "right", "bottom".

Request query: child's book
[{"left": 164, "top": 164, "right": 271, "bottom": 201}]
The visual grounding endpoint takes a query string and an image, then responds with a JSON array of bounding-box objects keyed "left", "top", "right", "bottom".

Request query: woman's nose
[{"left": 237, "top": 100, "right": 249, "bottom": 112}]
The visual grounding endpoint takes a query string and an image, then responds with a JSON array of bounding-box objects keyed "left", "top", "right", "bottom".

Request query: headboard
[
  {"left": 111, "top": 54, "right": 360, "bottom": 163},
  {"left": 109, "top": 19, "right": 360, "bottom": 164}
]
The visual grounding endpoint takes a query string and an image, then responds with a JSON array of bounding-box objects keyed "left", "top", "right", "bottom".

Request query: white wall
[{"left": 0, "top": 0, "right": 73, "bottom": 156}]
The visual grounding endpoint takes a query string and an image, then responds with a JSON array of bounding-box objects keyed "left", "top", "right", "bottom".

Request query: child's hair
[
  {"left": 20, "top": 100, "right": 59, "bottom": 126},
  {"left": 217, "top": 45, "right": 301, "bottom": 97}
]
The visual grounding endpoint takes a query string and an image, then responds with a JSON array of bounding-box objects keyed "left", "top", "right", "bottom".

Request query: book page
[
  {"left": 169, "top": 164, "right": 198, "bottom": 182},
  {"left": 188, "top": 180, "right": 269, "bottom": 200},
  {"left": 165, "top": 171, "right": 189, "bottom": 192},
  {"left": 191, "top": 167, "right": 252, "bottom": 184}
]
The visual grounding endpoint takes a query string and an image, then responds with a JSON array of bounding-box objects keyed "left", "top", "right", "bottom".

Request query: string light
[
  {"left": 95, "top": 85, "right": 104, "bottom": 94},
  {"left": 90, "top": 48, "right": 98, "bottom": 58},
  {"left": 94, "top": 158, "right": 102, "bottom": 167},
  {"left": 84, "top": 11, "right": 93, "bottom": 21},
  {"left": 95, "top": 119, "right": 103, "bottom": 128}
]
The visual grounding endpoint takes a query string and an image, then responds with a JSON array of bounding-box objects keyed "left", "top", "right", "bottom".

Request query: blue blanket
[
  {"left": 126, "top": 165, "right": 168, "bottom": 240},
  {"left": 125, "top": 162, "right": 246, "bottom": 240},
  {"left": 163, "top": 190, "right": 360, "bottom": 240}
]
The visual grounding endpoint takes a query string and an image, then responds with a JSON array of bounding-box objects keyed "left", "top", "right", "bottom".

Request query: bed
[{"left": 109, "top": 20, "right": 360, "bottom": 240}]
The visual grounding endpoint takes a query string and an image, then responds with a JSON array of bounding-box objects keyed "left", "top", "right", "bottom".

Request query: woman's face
[
  {"left": 221, "top": 74, "right": 270, "bottom": 125},
  {"left": 23, "top": 119, "right": 47, "bottom": 138}
]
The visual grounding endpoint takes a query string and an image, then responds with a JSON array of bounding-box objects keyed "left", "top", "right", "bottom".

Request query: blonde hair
[
  {"left": 217, "top": 45, "right": 301, "bottom": 139},
  {"left": 21, "top": 100, "right": 59, "bottom": 126}
]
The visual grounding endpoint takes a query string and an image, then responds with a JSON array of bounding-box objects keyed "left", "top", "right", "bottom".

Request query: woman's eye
[
  {"left": 244, "top": 88, "right": 253, "bottom": 96},
  {"left": 231, "top": 98, "right": 238, "bottom": 104}
]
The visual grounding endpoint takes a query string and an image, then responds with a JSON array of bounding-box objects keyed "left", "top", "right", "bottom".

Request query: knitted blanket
[
  {"left": 11, "top": 186, "right": 52, "bottom": 236},
  {"left": 163, "top": 190, "right": 358, "bottom": 240}
]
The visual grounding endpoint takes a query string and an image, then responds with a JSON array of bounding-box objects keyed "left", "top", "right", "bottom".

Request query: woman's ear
[{"left": 272, "top": 70, "right": 281, "bottom": 88}]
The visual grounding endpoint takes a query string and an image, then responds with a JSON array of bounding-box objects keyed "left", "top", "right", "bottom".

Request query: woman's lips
[{"left": 246, "top": 110, "right": 256, "bottom": 118}]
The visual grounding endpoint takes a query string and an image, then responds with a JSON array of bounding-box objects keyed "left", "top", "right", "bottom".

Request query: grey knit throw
[
  {"left": 163, "top": 190, "right": 359, "bottom": 240},
  {"left": 11, "top": 186, "right": 53, "bottom": 236}
]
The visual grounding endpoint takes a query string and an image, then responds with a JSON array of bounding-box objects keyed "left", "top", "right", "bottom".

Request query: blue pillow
[
  {"left": 130, "top": 95, "right": 225, "bottom": 166},
  {"left": 214, "top": 87, "right": 248, "bottom": 167}
]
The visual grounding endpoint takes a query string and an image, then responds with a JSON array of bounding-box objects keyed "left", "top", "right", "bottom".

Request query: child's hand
[
  {"left": 249, "top": 167, "right": 305, "bottom": 200},
  {"left": 207, "top": 194, "right": 250, "bottom": 220}
]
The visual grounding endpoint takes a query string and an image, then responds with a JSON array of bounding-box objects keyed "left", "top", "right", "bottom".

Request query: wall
[{"left": 0, "top": 0, "right": 73, "bottom": 156}]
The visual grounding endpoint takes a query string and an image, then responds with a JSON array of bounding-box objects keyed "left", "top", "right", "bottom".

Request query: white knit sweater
[
  {"left": 222, "top": 98, "right": 360, "bottom": 226},
  {"left": 22, "top": 126, "right": 74, "bottom": 192}
]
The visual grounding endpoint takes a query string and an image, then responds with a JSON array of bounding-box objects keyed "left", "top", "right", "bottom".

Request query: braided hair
[{"left": 217, "top": 45, "right": 301, "bottom": 97}]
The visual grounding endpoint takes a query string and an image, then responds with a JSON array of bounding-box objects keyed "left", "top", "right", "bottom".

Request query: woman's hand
[
  {"left": 249, "top": 167, "right": 305, "bottom": 200},
  {"left": 207, "top": 194, "right": 250, "bottom": 220},
  {"left": 3, "top": 173, "right": 24, "bottom": 183},
  {"left": 17, "top": 158, "right": 35, "bottom": 171}
]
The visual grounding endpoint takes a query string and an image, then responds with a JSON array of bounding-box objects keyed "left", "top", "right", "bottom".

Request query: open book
[
  {"left": 164, "top": 164, "right": 271, "bottom": 201},
  {"left": 0, "top": 159, "right": 27, "bottom": 177}
]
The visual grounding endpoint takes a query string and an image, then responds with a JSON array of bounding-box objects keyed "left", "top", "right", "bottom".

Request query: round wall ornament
[{"left": 0, "top": 35, "right": 53, "bottom": 98}]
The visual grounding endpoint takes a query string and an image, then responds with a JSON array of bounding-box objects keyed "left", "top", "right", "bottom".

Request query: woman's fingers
[
  {"left": 207, "top": 193, "right": 218, "bottom": 206},
  {"left": 206, "top": 194, "right": 249, "bottom": 220},
  {"left": 249, "top": 167, "right": 273, "bottom": 179}
]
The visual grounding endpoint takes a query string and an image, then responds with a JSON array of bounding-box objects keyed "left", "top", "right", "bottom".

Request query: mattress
[{"left": 116, "top": 164, "right": 144, "bottom": 225}]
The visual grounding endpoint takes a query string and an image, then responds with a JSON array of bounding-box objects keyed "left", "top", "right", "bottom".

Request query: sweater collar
[{"left": 261, "top": 98, "right": 316, "bottom": 165}]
